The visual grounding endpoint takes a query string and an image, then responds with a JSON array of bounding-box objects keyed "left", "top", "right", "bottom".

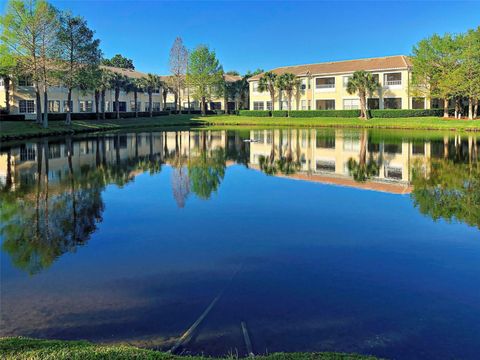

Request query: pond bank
[
  {"left": 1, "top": 114, "right": 479, "bottom": 141},
  {"left": 0, "top": 337, "right": 380, "bottom": 360}
]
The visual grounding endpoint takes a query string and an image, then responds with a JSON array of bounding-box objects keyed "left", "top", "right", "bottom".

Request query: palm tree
[
  {"left": 111, "top": 73, "right": 128, "bottom": 119},
  {"left": 278, "top": 73, "right": 300, "bottom": 115},
  {"left": 258, "top": 72, "right": 278, "bottom": 111},
  {"left": 124, "top": 77, "right": 142, "bottom": 118},
  {"left": 346, "top": 70, "right": 379, "bottom": 119},
  {"left": 347, "top": 130, "right": 380, "bottom": 181},
  {"left": 99, "top": 69, "right": 114, "bottom": 120},
  {"left": 140, "top": 73, "right": 162, "bottom": 117}
]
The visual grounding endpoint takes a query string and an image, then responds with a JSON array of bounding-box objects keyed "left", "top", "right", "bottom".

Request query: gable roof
[
  {"left": 102, "top": 66, "right": 242, "bottom": 83},
  {"left": 249, "top": 55, "right": 412, "bottom": 81}
]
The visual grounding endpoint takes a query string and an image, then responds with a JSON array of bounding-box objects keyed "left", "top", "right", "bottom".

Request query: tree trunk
[
  {"left": 468, "top": 98, "right": 473, "bottom": 120},
  {"left": 149, "top": 92, "right": 153, "bottom": 118},
  {"left": 201, "top": 96, "right": 206, "bottom": 116},
  {"left": 43, "top": 84, "right": 48, "bottom": 128},
  {"left": 115, "top": 87, "right": 120, "bottom": 119},
  {"left": 174, "top": 91, "right": 178, "bottom": 113},
  {"left": 134, "top": 90, "right": 138, "bottom": 118},
  {"left": 359, "top": 92, "right": 368, "bottom": 119},
  {"left": 4, "top": 76, "right": 10, "bottom": 114},
  {"left": 66, "top": 88, "right": 72, "bottom": 125},
  {"left": 95, "top": 90, "right": 100, "bottom": 120},
  {"left": 187, "top": 90, "right": 191, "bottom": 114},
  {"left": 101, "top": 90, "right": 106, "bottom": 120},
  {"left": 178, "top": 88, "right": 182, "bottom": 114},
  {"left": 474, "top": 98, "right": 478, "bottom": 119},
  {"left": 443, "top": 97, "right": 449, "bottom": 118},
  {"left": 35, "top": 83, "right": 42, "bottom": 124}
]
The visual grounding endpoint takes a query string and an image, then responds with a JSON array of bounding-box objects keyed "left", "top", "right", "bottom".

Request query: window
[
  {"left": 153, "top": 102, "right": 161, "bottom": 111},
  {"left": 130, "top": 101, "right": 141, "bottom": 111},
  {"left": 79, "top": 100, "right": 93, "bottom": 112},
  {"left": 0, "top": 78, "right": 4, "bottom": 87},
  {"left": 316, "top": 99, "right": 335, "bottom": 110},
  {"left": 367, "top": 98, "right": 380, "bottom": 109},
  {"left": 18, "top": 76, "right": 33, "bottom": 86},
  {"left": 412, "top": 142, "right": 425, "bottom": 155},
  {"left": 153, "top": 88, "right": 160, "bottom": 94},
  {"left": 301, "top": 100, "right": 307, "bottom": 110},
  {"left": 209, "top": 102, "right": 221, "bottom": 110},
  {"left": 48, "top": 100, "right": 60, "bottom": 113},
  {"left": 253, "top": 101, "right": 264, "bottom": 110},
  {"left": 385, "top": 166, "right": 402, "bottom": 180},
  {"left": 384, "top": 98, "right": 402, "bottom": 109},
  {"left": 343, "top": 99, "right": 359, "bottom": 110},
  {"left": 412, "top": 97, "right": 425, "bottom": 109},
  {"left": 266, "top": 101, "right": 272, "bottom": 111},
  {"left": 63, "top": 100, "right": 73, "bottom": 112},
  {"left": 431, "top": 98, "right": 443, "bottom": 109},
  {"left": 281, "top": 100, "right": 288, "bottom": 110},
  {"left": 19, "top": 100, "right": 35, "bottom": 113},
  {"left": 252, "top": 81, "right": 259, "bottom": 92},
  {"left": 384, "top": 73, "right": 402, "bottom": 86},
  {"left": 316, "top": 77, "right": 335, "bottom": 89},
  {"left": 113, "top": 101, "right": 126, "bottom": 112},
  {"left": 372, "top": 74, "right": 380, "bottom": 84}
]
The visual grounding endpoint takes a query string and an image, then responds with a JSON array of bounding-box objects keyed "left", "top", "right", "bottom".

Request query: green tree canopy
[{"left": 102, "top": 54, "right": 134, "bottom": 69}]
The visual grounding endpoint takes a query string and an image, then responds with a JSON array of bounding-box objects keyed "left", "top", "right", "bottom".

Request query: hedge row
[
  {"left": 369, "top": 109, "right": 445, "bottom": 118},
  {"left": 238, "top": 110, "right": 271, "bottom": 117},
  {"left": 237, "top": 109, "right": 448, "bottom": 118},
  {"left": 0, "top": 110, "right": 220, "bottom": 122}
]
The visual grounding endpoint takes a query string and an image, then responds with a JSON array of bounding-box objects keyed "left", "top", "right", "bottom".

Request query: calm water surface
[{"left": 1, "top": 128, "right": 479, "bottom": 359}]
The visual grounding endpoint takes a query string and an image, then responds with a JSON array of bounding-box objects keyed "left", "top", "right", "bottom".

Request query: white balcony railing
[
  {"left": 385, "top": 80, "right": 402, "bottom": 86},
  {"left": 316, "top": 84, "right": 335, "bottom": 89}
]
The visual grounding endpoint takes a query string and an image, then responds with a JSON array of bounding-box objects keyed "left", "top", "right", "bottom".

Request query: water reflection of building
[
  {"left": 0, "top": 131, "right": 239, "bottom": 192},
  {"left": 249, "top": 129, "right": 479, "bottom": 194}
]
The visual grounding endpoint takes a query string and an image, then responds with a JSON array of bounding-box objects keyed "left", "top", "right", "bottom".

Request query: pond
[{"left": 0, "top": 128, "right": 479, "bottom": 359}]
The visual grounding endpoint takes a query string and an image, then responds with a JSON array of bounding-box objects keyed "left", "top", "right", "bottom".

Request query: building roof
[
  {"left": 248, "top": 55, "right": 412, "bottom": 81},
  {"left": 102, "top": 66, "right": 242, "bottom": 83}
]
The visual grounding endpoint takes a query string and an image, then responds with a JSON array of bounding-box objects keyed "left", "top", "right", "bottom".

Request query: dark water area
[{"left": 0, "top": 128, "right": 479, "bottom": 359}]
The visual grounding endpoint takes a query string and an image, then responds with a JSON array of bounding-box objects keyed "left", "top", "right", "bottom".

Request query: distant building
[{"left": 248, "top": 55, "right": 440, "bottom": 111}]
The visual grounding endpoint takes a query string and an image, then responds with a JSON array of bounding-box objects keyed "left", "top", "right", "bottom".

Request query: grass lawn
[
  {"left": 1, "top": 114, "right": 479, "bottom": 141},
  {"left": 0, "top": 337, "right": 381, "bottom": 360}
]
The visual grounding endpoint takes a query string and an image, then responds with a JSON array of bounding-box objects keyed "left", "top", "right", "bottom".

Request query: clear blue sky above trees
[{"left": 1, "top": 0, "right": 479, "bottom": 75}]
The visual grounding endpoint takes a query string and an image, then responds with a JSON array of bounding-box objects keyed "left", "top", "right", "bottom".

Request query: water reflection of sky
[{"left": 1, "top": 130, "right": 479, "bottom": 360}]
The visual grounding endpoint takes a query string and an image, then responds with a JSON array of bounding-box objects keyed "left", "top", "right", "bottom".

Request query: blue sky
[{"left": 1, "top": 1, "right": 479, "bottom": 75}]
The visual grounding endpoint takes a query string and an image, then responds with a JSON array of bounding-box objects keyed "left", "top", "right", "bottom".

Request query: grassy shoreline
[
  {"left": 1, "top": 114, "right": 479, "bottom": 141},
  {"left": 0, "top": 337, "right": 380, "bottom": 360}
]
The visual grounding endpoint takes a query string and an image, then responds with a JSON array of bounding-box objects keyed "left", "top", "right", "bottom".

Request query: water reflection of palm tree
[{"left": 347, "top": 130, "right": 380, "bottom": 182}]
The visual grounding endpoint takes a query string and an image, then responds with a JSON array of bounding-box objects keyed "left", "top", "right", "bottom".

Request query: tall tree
[
  {"left": 140, "top": 73, "right": 162, "bottom": 118},
  {"left": 186, "top": 45, "right": 224, "bottom": 116},
  {"left": 257, "top": 72, "right": 278, "bottom": 111},
  {"left": 98, "top": 69, "right": 113, "bottom": 120},
  {"left": 277, "top": 73, "right": 300, "bottom": 115},
  {"left": 37, "top": 0, "right": 58, "bottom": 128},
  {"left": 1, "top": 0, "right": 48, "bottom": 123},
  {"left": 101, "top": 54, "right": 134, "bottom": 69},
  {"left": 0, "top": 44, "right": 16, "bottom": 114},
  {"left": 169, "top": 37, "right": 188, "bottom": 113},
  {"left": 455, "top": 27, "right": 480, "bottom": 119},
  {"left": 125, "top": 78, "right": 142, "bottom": 118},
  {"left": 411, "top": 33, "right": 462, "bottom": 118},
  {"left": 346, "top": 70, "right": 379, "bottom": 119},
  {"left": 57, "top": 11, "right": 101, "bottom": 124}
]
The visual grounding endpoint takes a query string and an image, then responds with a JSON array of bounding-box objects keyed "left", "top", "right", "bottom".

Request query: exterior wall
[
  {"left": 6, "top": 82, "right": 164, "bottom": 119},
  {"left": 164, "top": 86, "right": 239, "bottom": 111},
  {"left": 249, "top": 68, "right": 418, "bottom": 111}
]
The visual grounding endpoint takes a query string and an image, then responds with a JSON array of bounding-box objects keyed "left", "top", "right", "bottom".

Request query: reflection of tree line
[
  {"left": 0, "top": 131, "right": 249, "bottom": 274},
  {"left": 1, "top": 131, "right": 478, "bottom": 275},
  {"left": 411, "top": 136, "right": 480, "bottom": 229}
]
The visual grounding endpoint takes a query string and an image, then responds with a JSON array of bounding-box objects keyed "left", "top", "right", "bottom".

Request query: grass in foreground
[
  {"left": 1, "top": 114, "right": 479, "bottom": 141},
  {"left": 0, "top": 337, "right": 381, "bottom": 360}
]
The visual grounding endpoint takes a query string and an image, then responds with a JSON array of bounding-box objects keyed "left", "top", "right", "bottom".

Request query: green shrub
[
  {"left": 289, "top": 110, "right": 360, "bottom": 118},
  {"left": 238, "top": 110, "right": 271, "bottom": 117},
  {"left": 272, "top": 110, "right": 288, "bottom": 117},
  {"left": 370, "top": 109, "right": 444, "bottom": 118}
]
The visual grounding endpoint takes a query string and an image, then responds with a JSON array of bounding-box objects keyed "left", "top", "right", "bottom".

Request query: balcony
[
  {"left": 316, "top": 84, "right": 335, "bottom": 89},
  {"left": 385, "top": 80, "right": 402, "bottom": 86}
]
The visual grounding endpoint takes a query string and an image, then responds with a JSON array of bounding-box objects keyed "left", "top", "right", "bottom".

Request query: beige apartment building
[
  {"left": 0, "top": 67, "right": 241, "bottom": 119},
  {"left": 248, "top": 55, "right": 433, "bottom": 111}
]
